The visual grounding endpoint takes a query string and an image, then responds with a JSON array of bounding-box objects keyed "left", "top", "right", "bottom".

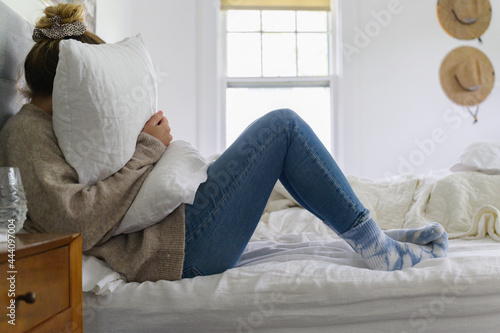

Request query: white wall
[
  {"left": 338, "top": 0, "right": 500, "bottom": 178},
  {"left": 3, "top": 0, "right": 44, "bottom": 22}
]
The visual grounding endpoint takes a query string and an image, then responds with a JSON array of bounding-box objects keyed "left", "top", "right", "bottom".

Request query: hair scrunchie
[{"left": 32, "top": 15, "right": 86, "bottom": 42}]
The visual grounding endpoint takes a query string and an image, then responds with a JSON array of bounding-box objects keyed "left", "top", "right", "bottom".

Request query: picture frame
[{"left": 39, "top": 0, "right": 96, "bottom": 33}]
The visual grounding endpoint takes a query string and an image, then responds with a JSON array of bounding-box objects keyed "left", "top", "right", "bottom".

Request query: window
[{"left": 221, "top": 1, "right": 336, "bottom": 152}]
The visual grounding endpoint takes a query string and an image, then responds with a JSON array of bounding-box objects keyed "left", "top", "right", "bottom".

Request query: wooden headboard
[{"left": 0, "top": 0, "right": 34, "bottom": 130}]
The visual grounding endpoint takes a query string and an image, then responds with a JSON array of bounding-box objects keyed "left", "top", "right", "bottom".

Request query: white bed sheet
[{"left": 83, "top": 205, "right": 500, "bottom": 332}]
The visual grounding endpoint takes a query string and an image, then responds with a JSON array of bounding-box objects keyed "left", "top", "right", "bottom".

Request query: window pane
[
  {"left": 226, "top": 87, "right": 331, "bottom": 151},
  {"left": 227, "top": 10, "right": 261, "bottom": 32},
  {"left": 227, "top": 33, "right": 261, "bottom": 77},
  {"left": 262, "top": 10, "right": 295, "bottom": 32},
  {"left": 262, "top": 33, "right": 296, "bottom": 76},
  {"left": 297, "top": 11, "right": 328, "bottom": 32},
  {"left": 298, "top": 33, "right": 329, "bottom": 76}
]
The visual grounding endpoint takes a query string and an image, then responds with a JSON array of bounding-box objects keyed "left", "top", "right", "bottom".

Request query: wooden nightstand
[{"left": 0, "top": 233, "right": 82, "bottom": 332}]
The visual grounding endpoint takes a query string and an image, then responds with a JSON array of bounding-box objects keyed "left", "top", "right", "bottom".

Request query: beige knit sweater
[{"left": 0, "top": 104, "right": 185, "bottom": 282}]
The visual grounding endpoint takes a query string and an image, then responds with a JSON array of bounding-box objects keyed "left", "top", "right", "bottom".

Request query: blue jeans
[{"left": 182, "top": 109, "right": 370, "bottom": 278}]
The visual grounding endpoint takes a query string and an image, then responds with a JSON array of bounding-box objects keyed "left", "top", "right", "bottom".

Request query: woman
[{"left": 0, "top": 4, "right": 447, "bottom": 282}]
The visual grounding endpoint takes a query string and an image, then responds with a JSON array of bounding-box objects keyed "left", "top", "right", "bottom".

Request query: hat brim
[
  {"left": 437, "top": 0, "right": 491, "bottom": 40},
  {"left": 439, "top": 46, "right": 495, "bottom": 106}
]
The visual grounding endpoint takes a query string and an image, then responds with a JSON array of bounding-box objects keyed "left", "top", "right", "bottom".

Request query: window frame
[{"left": 219, "top": 7, "right": 339, "bottom": 155}]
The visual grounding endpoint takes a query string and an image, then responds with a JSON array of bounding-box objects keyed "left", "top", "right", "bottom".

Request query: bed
[
  {"left": 2, "top": 1, "right": 500, "bottom": 332},
  {"left": 79, "top": 171, "right": 500, "bottom": 333}
]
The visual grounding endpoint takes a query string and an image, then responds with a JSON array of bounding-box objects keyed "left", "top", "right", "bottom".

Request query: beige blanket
[{"left": 263, "top": 172, "right": 500, "bottom": 241}]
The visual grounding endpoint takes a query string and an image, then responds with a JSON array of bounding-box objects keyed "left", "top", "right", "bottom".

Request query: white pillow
[
  {"left": 450, "top": 141, "right": 500, "bottom": 175},
  {"left": 113, "top": 140, "right": 211, "bottom": 235},
  {"left": 53, "top": 34, "right": 157, "bottom": 185}
]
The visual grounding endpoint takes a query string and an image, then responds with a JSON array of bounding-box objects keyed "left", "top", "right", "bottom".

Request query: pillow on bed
[
  {"left": 113, "top": 140, "right": 211, "bottom": 235},
  {"left": 52, "top": 34, "right": 157, "bottom": 185},
  {"left": 450, "top": 141, "right": 500, "bottom": 175}
]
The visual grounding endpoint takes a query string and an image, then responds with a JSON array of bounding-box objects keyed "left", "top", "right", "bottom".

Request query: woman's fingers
[
  {"left": 142, "top": 111, "right": 173, "bottom": 146},
  {"left": 146, "top": 111, "right": 164, "bottom": 126}
]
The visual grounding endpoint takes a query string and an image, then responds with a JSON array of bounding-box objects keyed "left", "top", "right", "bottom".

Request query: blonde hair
[
  {"left": 36, "top": 3, "right": 86, "bottom": 28},
  {"left": 21, "top": 3, "right": 105, "bottom": 99}
]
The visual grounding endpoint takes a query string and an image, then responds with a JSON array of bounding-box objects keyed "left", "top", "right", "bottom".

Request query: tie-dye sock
[
  {"left": 383, "top": 223, "right": 447, "bottom": 245},
  {"left": 341, "top": 218, "right": 448, "bottom": 271}
]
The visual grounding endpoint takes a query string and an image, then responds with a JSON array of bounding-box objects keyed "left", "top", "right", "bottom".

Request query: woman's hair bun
[{"left": 35, "top": 3, "right": 85, "bottom": 29}]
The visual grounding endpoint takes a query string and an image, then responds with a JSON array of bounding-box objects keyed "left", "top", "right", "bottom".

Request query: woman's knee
[
  {"left": 240, "top": 109, "right": 304, "bottom": 146},
  {"left": 263, "top": 108, "right": 303, "bottom": 130},
  {"left": 269, "top": 108, "right": 299, "bottom": 121}
]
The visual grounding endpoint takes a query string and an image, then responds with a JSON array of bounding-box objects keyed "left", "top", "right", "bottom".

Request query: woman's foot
[
  {"left": 383, "top": 223, "right": 447, "bottom": 245},
  {"left": 341, "top": 219, "right": 448, "bottom": 270}
]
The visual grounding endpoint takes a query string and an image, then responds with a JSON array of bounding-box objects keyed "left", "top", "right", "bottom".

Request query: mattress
[{"left": 82, "top": 210, "right": 500, "bottom": 332}]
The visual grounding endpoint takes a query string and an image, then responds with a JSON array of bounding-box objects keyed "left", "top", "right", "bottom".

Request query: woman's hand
[{"left": 142, "top": 111, "right": 173, "bottom": 147}]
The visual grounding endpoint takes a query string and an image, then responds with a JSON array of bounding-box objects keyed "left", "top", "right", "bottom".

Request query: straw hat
[
  {"left": 437, "top": 0, "right": 491, "bottom": 40},
  {"left": 439, "top": 46, "right": 495, "bottom": 106}
]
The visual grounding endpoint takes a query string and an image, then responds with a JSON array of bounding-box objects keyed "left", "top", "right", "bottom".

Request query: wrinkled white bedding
[
  {"left": 403, "top": 172, "right": 500, "bottom": 240},
  {"left": 260, "top": 170, "right": 500, "bottom": 241},
  {"left": 83, "top": 219, "right": 500, "bottom": 333},
  {"left": 347, "top": 171, "right": 500, "bottom": 240},
  {"left": 82, "top": 171, "right": 500, "bottom": 332}
]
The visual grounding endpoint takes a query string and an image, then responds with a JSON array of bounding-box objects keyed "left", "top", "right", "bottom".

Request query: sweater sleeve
[{"left": 9, "top": 113, "right": 167, "bottom": 251}]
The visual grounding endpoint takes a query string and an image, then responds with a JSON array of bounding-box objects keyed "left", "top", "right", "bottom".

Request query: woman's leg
[
  {"left": 182, "top": 109, "right": 447, "bottom": 278},
  {"left": 279, "top": 177, "right": 447, "bottom": 245}
]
